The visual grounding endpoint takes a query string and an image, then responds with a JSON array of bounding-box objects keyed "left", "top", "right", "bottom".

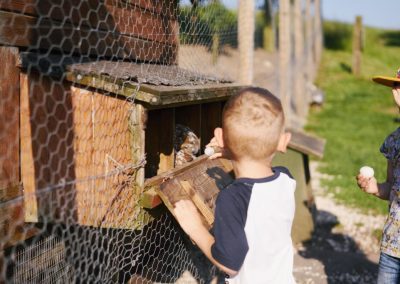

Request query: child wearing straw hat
[{"left": 357, "top": 69, "right": 400, "bottom": 283}]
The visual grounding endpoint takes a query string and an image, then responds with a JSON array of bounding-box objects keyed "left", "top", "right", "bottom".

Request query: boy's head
[{"left": 216, "top": 87, "right": 290, "bottom": 162}]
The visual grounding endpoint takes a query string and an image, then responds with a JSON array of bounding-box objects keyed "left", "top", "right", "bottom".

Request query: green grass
[{"left": 306, "top": 23, "right": 400, "bottom": 215}]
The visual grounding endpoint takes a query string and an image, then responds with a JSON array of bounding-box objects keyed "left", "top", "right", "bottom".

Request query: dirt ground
[
  {"left": 177, "top": 46, "right": 386, "bottom": 283},
  {"left": 293, "top": 162, "right": 385, "bottom": 284}
]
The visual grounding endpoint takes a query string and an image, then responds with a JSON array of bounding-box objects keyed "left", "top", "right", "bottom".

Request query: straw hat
[{"left": 372, "top": 68, "right": 400, "bottom": 87}]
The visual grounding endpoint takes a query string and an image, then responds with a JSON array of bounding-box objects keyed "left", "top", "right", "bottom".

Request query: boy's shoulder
[
  {"left": 272, "top": 166, "right": 294, "bottom": 179},
  {"left": 216, "top": 166, "right": 294, "bottom": 205}
]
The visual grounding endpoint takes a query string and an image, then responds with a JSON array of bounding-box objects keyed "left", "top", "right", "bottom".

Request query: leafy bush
[
  {"left": 323, "top": 21, "right": 352, "bottom": 51},
  {"left": 179, "top": 2, "right": 238, "bottom": 47}
]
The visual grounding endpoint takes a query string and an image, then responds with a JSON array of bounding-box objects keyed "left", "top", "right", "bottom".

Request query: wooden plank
[
  {"left": 352, "top": 16, "right": 363, "bottom": 76},
  {"left": 20, "top": 72, "right": 78, "bottom": 223},
  {"left": 20, "top": 73, "right": 38, "bottom": 222},
  {"left": 0, "top": 0, "right": 178, "bottom": 20},
  {"left": 288, "top": 128, "right": 325, "bottom": 159},
  {"left": 21, "top": 72, "right": 153, "bottom": 229},
  {"left": 142, "top": 155, "right": 211, "bottom": 209},
  {"left": 70, "top": 87, "right": 150, "bottom": 229},
  {"left": 175, "top": 104, "right": 202, "bottom": 143},
  {"left": 104, "top": 4, "right": 178, "bottom": 45},
  {"left": 0, "top": 198, "right": 39, "bottom": 249},
  {"left": 0, "top": 10, "right": 176, "bottom": 64},
  {"left": 279, "top": 0, "right": 291, "bottom": 117},
  {"left": 180, "top": 180, "right": 214, "bottom": 226},
  {"left": 273, "top": 149, "right": 314, "bottom": 243},
  {"left": 0, "top": 46, "right": 20, "bottom": 199},
  {"left": 66, "top": 72, "right": 242, "bottom": 107},
  {"left": 156, "top": 155, "right": 234, "bottom": 229},
  {"left": 0, "top": 0, "right": 178, "bottom": 44},
  {"left": 201, "top": 102, "right": 222, "bottom": 150},
  {"left": 145, "top": 108, "right": 175, "bottom": 178},
  {"left": 117, "top": 0, "right": 178, "bottom": 18},
  {"left": 129, "top": 104, "right": 146, "bottom": 187},
  {"left": 145, "top": 155, "right": 209, "bottom": 187}
]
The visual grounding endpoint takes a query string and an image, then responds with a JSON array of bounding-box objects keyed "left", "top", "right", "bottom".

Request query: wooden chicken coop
[
  {"left": 0, "top": 0, "right": 182, "bottom": 248},
  {"left": 0, "top": 0, "right": 324, "bottom": 282}
]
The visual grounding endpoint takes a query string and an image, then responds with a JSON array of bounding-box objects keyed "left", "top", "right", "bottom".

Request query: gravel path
[{"left": 293, "top": 162, "right": 387, "bottom": 283}]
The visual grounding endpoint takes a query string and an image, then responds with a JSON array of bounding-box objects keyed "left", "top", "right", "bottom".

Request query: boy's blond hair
[{"left": 222, "top": 87, "right": 284, "bottom": 161}]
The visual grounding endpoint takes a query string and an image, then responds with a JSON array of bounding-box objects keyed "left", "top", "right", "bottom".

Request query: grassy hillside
[{"left": 306, "top": 22, "right": 400, "bottom": 214}]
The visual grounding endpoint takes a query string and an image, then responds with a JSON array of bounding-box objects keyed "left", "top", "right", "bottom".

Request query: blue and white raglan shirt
[{"left": 211, "top": 167, "right": 296, "bottom": 284}]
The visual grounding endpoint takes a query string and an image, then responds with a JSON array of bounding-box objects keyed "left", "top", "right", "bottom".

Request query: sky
[
  {"left": 322, "top": 0, "right": 400, "bottom": 30},
  {"left": 182, "top": 0, "right": 400, "bottom": 30}
]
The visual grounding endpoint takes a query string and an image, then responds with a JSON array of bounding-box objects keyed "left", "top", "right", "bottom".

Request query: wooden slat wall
[
  {"left": 175, "top": 105, "right": 202, "bottom": 140},
  {"left": 0, "top": 0, "right": 178, "bottom": 63},
  {"left": 0, "top": 46, "right": 20, "bottom": 199},
  {"left": 145, "top": 108, "right": 175, "bottom": 178},
  {"left": 21, "top": 76, "right": 149, "bottom": 228},
  {"left": 20, "top": 72, "right": 78, "bottom": 224},
  {"left": 0, "top": 47, "right": 38, "bottom": 253},
  {"left": 71, "top": 87, "right": 140, "bottom": 228},
  {"left": 201, "top": 102, "right": 223, "bottom": 150}
]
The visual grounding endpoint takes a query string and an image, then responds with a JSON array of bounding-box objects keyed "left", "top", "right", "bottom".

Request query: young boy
[{"left": 174, "top": 87, "right": 295, "bottom": 283}]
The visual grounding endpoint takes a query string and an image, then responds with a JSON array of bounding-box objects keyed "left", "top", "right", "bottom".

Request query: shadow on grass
[
  {"left": 340, "top": 62, "right": 352, "bottom": 73},
  {"left": 297, "top": 209, "right": 379, "bottom": 283},
  {"left": 380, "top": 31, "right": 400, "bottom": 47}
]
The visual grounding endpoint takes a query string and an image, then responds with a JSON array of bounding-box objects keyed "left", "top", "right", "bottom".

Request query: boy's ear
[
  {"left": 277, "top": 132, "right": 291, "bottom": 153},
  {"left": 214, "top": 127, "right": 225, "bottom": 148}
]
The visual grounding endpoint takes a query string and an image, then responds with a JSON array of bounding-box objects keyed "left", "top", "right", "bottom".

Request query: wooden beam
[
  {"left": 279, "top": 0, "right": 292, "bottom": 119},
  {"left": 293, "top": 0, "right": 308, "bottom": 119},
  {"left": 352, "top": 16, "right": 363, "bottom": 76},
  {"left": 201, "top": 102, "right": 222, "bottom": 150},
  {"left": 129, "top": 104, "right": 146, "bottom": 187},
  {"left": 145, "top": 108, "right": 175, "bottom": 177},
  {"left": 143, "top": 155, "right": 234, "bottom": 213},
  {"left": 180, "top": 180, "right": 215, "bottom": 226},
  {"left": 305, "top": 0, "right": 314, "bottom": 81},
  {"left": 66, "top": 72, "right": 242, "bottom": 107},
  {"left": 20, "top": 73, "right": 38, "bottom": 222},
  {"left": 0, "top": 46, "right": 20, "bottom": 200},
  {"left": 156, "top": 156, "right": 234, "bottom": 228},
  {"left": 238, "top": 0, "right": 255, "bottom": 84},
  {"left": 288, "top": 128, "right": 325, "bottom": 159},
  {"left": 141, "top": 156, "right": 211, "bottom": 209},
  {"left": 0, "top": 10, "right": 176, "bottom": 64},
  {"left": 0, "top": 198, "right": 39, "bottom": 249},
  {"left": 0, "top": 0, "right": 178, "bottom": 44}
]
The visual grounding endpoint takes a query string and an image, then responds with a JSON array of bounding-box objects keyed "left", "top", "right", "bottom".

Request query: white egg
[
  {"left": 204, "top": 147, "right": 215, "bottom": 156},
  {"left": 359, "top": 166, "right": 374, "bottom": 178}
]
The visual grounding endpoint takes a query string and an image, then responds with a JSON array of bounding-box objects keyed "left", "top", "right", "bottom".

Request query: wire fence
[{"left": 0, "top": 0, "right": 322, "bottom": 283}]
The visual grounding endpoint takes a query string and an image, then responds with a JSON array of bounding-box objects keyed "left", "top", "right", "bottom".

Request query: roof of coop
[
  {"left": 67, "top": 61, "right": 233, "bottom": 87},
  {"left": 18, "top": 52, "right": 242, "bottom": 107}
]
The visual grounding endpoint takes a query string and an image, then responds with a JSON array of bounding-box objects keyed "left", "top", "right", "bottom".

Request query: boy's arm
[
  {"left": 174, "top": 200, "right": 238, "bottom": 277},
  {"left": 356, "top": 161, "right": 392, "bottom": 200}
]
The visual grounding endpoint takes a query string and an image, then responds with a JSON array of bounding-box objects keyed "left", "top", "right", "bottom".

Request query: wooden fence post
[
  {"left": 352, "top": 16, "right": 363, "bottom": 76},
  {"left": 305, "top": 0, "right": 313, "bottom": 82},
  {"left": 238, "top": 0, "right": 255, "bottom": 85},
  {"left": 314, "top": 0, "right": 323, "bottom": 71},
  {"left": 293, "top": 0, "right": 307, "bottom": 120},
  {"left": 279, "top": 0, "right": 291, "bottom": 120}
]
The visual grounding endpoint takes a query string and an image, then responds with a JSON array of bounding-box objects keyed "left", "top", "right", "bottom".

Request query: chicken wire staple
[{"left": 0, "top": 0, "right": 239, "bottom": 282}]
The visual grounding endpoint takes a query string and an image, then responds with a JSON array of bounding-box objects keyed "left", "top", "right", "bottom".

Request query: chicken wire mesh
[{"left": 0, "top": 0, "right": 239, "bottom": 283}]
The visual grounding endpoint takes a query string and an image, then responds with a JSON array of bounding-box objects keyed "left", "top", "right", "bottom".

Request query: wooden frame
[{"left": 0, "top": 1, "right": 178, "bottom": 64}]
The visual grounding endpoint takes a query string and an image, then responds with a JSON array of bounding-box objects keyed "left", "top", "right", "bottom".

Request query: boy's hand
[
  {"left": 174, "top": 200, "right": 205, "bottom": 237},
  {"left": 356, "top": 174, "right": 379, "bottom": 195},
  {"left": 206, "top": 137, "right": 231, "bottom": 160},
  {"left": 392, "top": 87, "right": 400, "bottom": 108}
]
